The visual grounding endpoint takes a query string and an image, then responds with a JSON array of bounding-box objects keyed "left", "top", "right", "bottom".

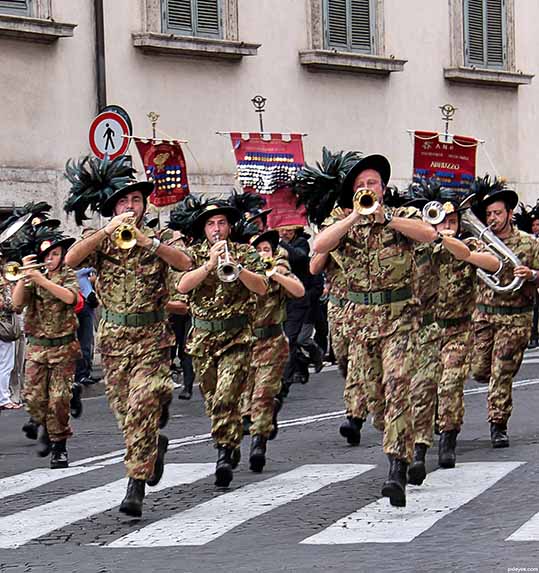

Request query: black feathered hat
[
  {"left": 406, "top": 178, "right": 462, "bottom": 219},
  {"left": 293, "top": 147, "right": 362, "bottom": 227},
  {"left": 514, "top": 202, "right": 539, "bottom": 233},
  {"left": 250, "top": 230, "right": 280, "bottom": 252},
  {"left": 340, "top": 154, "right": 391, "bottom": 209},
  {"left": 469, "top": 175, "right": 518, "bottom": 222}
]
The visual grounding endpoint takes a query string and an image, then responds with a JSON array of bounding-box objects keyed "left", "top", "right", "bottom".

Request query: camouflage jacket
[
  {"left": 321, "top": 208, "right": 348, "bottom": 302},
  {"left": 411, "top": 242, "right": 439, "bottom": 314},
  {"left": 0, "top": 273, "right": 14, "bottom": 322},
  {"left": 82, "top": 226, "right": 176, "bottom": 355},
  {"left": 21, "top": 265, "right": 79, "bottom": 339},
  {"left": 474, "top": 227, "right": 539, "bottom": 326},
  {"left": 184, "top": 239, "right": 267, "bottom": 357},
  {"left": 252, "top": 259, "right": 293, "bottom": 329}
]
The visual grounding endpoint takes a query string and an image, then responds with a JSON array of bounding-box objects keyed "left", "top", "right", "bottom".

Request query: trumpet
[
  {"left": 4, "top": 261, "right": 48, "bottom": 282},
  {"left": 422, "top": 201, "right": 446, "bottom": 225},
  {"left": 262, "top": 257, "right": 277, "bottom": 276},
  {"left": 113, "top": 222, "right": 137, "bottom": 250},
  {"left": 215, "top": 235, "right": 241, "bottom": 282},
  {"left": 460, "top": 207, "right": 524, "bottom": 294},
  {"left": 353, "top": 188, "right": 379, "bottom": 216}
]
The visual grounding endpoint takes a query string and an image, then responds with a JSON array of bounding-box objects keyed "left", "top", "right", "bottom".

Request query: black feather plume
[
  {"left": 228, "top": 189, "right": 266, "bottom": 216},
  {"left": 407, "top": 178, "right": 460, "bottom": 205},
  {"left": 230, "top": 219, "right": 261, "bottom": 244},
  {"left": 383, "top": 185, "right": 410, "bottom": 208},
  {"left": 64, "top": 155, "right": 136, "bottom": 225},
  {"left": 168, "top": 194, "right": 228, "bottom": 240},
  {"left": 293, "top": 147, "right": 362, "bottom": 227}
]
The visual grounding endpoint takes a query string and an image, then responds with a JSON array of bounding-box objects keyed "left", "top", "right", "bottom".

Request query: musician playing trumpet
[{"left": 177, "top": 201, "right": 267, "bottom": 488}]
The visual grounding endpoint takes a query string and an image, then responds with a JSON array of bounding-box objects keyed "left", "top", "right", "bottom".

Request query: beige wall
[{"left": 0, "top": 0, "right": 538, "bottom": 229}]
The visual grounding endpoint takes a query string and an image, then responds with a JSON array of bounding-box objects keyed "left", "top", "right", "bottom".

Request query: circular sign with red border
[{"left": 88, "top": 111, "right": 131, "bottom": 160}]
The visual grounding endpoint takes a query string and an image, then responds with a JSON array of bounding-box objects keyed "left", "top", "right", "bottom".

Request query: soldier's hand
[
  {"left": 372, "top": 203, "right": 385, "bottom": 224},
  {"left": 103, "top": 211, "right": 135, "bottom": 236},
  {"left": 208, "top": 240, "right": 226, "bottom": 270},
  {"left": 21, "top": 255, "right": 43, "bottom": 282},
  {"left": 438, "top": 229, "right": 456, "bottom": 238},
  {"left": 514, "top": 265, "right": 534, "bottom": 280}
]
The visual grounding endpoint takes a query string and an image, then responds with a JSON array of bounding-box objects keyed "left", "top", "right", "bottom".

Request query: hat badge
[{"left": 40, "top": 240, "right": 52, "bottom": 252}]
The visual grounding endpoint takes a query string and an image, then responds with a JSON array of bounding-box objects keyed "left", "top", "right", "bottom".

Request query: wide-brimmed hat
[
  {"left": 100, "top": 181, "right": 154, "bottom": 218},
  {"left": 193, "top": 204, "right": 241, "bottom": 237},
  {"left": 479, "top": 188, "right": 519, "bottom": 211},
  {"left": 37, "top": 236, "right": 76, "bottom": 260},
  {"left": 340, "top": 154, "right": 391, "bottom": 208},
  {"left": 245, "top": 208, "right": 272, "bottom": 225},
  {"left": 250, "top": 230, "right": 280, "bottom": 252}
]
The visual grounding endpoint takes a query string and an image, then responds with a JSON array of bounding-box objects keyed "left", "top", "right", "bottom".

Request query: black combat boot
[
  {"left": 381, "top": 455, "right": 407, "bottom": 507},
  {"left": 438, "top": 429, "right": 458, "bottom": 468},
  {"left": 22, "top": 417, "right": 39, "bottom": 440},
  {"left": 339, "top": 416, "right": 364, "bottom": 446},
  {"left": 242, "top": 415, "right": 252, "bottom": 436},
  {"left": 215, "top": 446, "right": 234, "bottom": 487},
  {"left": 231, "top": 447, "right": 241, "bottom": 469},
  {"left": 249, "top": 435, "right": 267, "bottom": 473},
  {"left": 50, "top": 440, "right": 68, "bottom": 469},
  {"left": 70, "top": 382, "right": 83, "bottom": 419},
  {"left": 408, "top": 443, "right": 428, "bottom": 485},
  {"left": 147, "top": 434, "right": 169, "bottom": 487},
  {"left": 269, "top": 397, "right": 282, "bottom": 441},
  {"left": 177, "top": 378, "right": 193, "bottom": 400},
  {"left": 490, "top": 422, "right": 509, "bottom": 448},
  {"left": 119, "top": 478, "right": 145, "bottom": 517},
  {"left": 159, "top": 400, "right": 171, "bottom": 429},
  {"left": 36, "top": 427, "right": 51, "bottom": 458}
]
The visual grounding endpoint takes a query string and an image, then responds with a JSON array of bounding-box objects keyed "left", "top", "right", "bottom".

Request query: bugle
[
  {"left": 353, "top": 188, "right": 379, "bottom": 216},
  {"left": 216, "top": 236, "right": 241, "bottom": 283},
  {"left": 4, "top": 261, "right": 48, "bottom": 282}
]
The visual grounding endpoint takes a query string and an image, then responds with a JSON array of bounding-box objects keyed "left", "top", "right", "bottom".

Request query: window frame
[{"left": 161, "top": 0, "right": 223, "bottom": 40}]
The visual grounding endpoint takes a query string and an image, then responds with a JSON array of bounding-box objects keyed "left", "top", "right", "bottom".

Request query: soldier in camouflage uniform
[
  {"left": 311, "top": 206, "right": 369, "bottom": 446},
  {"left": 12, "top": 233, "right": 80, "bottom": 469},
  {"left": 66, "top": 180, "right": 191, "bottom": 518},
  {"left": 240, "top": 230, "right": 304, "bottom": 472},
  {"left": 178, "top": 203, "right": 267, "bottom": 487},
  {"left": 470, "top": 181, "right": 539, "bottom": 448},
  {"left": 313, "top": 154, "right": 437, "bottom": 507}
]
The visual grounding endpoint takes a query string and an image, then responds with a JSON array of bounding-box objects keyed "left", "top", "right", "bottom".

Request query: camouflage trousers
[
  {"left": 193, "top": 344, "right": 251, "bottom": 449},
  {"left": 353, "top": 331, "right": 414, "bottom": 463},
  {"left": 23, "top": 343, "right": 76, "bottom": 442},
  {"left": 409, "top": 322, "right": 442, "bottom": 447},
  {"left": 102, "top": 347, "right": 173, "bottom": 481},
  {"left": 437, "top": 326, "right": 472, "bottom": 432},
  {"left": 328, "top": 301, "right": 349, "bottom": 376},
  {"left": 241, "top": 334, "right": 288, "bottom": 438},
  {"left": 472, "top": 320, "right": 531, "bottom": 424}
]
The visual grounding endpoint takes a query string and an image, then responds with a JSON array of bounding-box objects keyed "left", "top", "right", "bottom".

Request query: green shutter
[
  {"left": 0, "top": 0, "right": 30, "bottom": 15},
  {"left": 464, "top": 0, "right": 506, "bottom": 68},
  {"left": 325, "top": 0, "right": 373, "bottom": 53},
  {"left": 163, "top": 0, "right": 221, "bottom": 38}
]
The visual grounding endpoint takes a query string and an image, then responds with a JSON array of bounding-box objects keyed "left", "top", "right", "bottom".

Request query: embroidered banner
[
  {"left": 413, "top": 131, "right": 479, "bottom": 190},
  {"left": 134, "top": 138, "right": 190, "bottom": 207},
  {"left": 229, "top": 133, "right": 307, "bottom": 228}
]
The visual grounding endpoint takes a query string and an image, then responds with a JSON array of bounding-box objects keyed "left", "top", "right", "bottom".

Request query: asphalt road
[{"left": 1, "top": 349, "right": 539, "bottom": 573}]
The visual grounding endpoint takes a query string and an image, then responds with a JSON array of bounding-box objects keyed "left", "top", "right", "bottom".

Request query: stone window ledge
[
  {"left": 0, "top": 13, "right": 75, "bottom": 44},
  {"left": 444, "top": 67, "right": 534, "bottom": 88},
  {"left": 299, "top": 49, "right": 406, "bottom": 75},
  {"left": 132, "top": 32, "right": 260, "bottom": 61}
]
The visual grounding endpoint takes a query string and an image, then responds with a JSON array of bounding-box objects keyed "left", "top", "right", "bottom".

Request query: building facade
[{"left": 0, "top": 0, "right": 537, "bottom": 227}]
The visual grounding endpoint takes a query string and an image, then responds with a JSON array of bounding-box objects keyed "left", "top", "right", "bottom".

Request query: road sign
[{"left": 88, "top": 108, "right": 131, "bottom": 160}]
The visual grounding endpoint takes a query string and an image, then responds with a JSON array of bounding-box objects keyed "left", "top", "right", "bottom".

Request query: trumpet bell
[
  {"left": 422, "top": 201, "right": 446, "bottom": 225},
  {"left": 217, "top": 262, "right": 240, "bottom": 283},
  {"left": 353, "top": 188, "right": 379, "bottom": 216},
  {"left": 4, "top": 261, "right": 48, "bottom": 282},
  {"left": 114, "top": 223, "right": 137, "bottom": 250},
  {"left": 262, "top": 257, "right": 276, "bottom": 276}
]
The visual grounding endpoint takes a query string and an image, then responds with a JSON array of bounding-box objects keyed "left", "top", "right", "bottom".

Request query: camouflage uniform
[
  {"left": 337, "top": 206, "right": 420, "bottom": 463},
  {"left": 435, "top": 247, "right": 477, "bottom": 432},
  {"left": 241, "top": 260, "right": 292, "bottom": 438},
  {"left": 185, "top": 240, "right": 266, "bottom": 449},
  {"left": 19, "top": 266, "right": 80, "bottom": 442},
  {"left": 409, "top": 243, "right": 442, "bottom": 447},
  {"left": 472, "top": 228, "right": 539, "bottom": 425},
  {"left": 83, "top": 227, "right": 174, "bottom": 481}
]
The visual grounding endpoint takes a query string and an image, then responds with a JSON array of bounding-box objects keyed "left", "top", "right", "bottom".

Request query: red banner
[
  {"left": 229, "top": 132, "right": 307, "bottom": 228},
  {"left": 134, "top": 138, "right": 190, "bottom": 207},
  {"left": 413, "top": 131, "right": 479, "bottom": 190}
]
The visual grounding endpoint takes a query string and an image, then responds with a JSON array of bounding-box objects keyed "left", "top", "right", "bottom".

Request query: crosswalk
[{"left": 0, "top": 461, "right": 538, "bottom": 548}]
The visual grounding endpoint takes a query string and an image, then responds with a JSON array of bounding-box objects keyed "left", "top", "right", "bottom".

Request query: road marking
[
  {"left": 301, "top": 462, "right": 523, "bottom": 544},
  {"left": 0, "top": 466, "right": 102, "bottom": 501},
  {"left": 0, "top": 463, "right": 214, "bottom": 549},
  {"left": 108, "top": 464, "right": 374, "bottom": 547},
  {"left": 506, "top": 511, "right": 539, "bottom": 541}
]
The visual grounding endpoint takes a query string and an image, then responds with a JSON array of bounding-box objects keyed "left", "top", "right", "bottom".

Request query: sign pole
[{"left": 251, "top": 95, "right": 267, "bottom": 132}]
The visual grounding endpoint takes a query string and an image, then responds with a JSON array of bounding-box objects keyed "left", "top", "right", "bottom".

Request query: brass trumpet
[
  {"left": 4, "top": 261, "right": 48, "bottom": 282},
  {"left": 353, "top": 188, "right": 379, "bottom": 216},
  {"left": 422, "top": 201, "right": 446, "bottom": 225},
  {"left": 113, "top": 222, "right": 137, "bottom": 250},
  {"left": 262, "top": 257, "right": 277, "bottom": 276},
  {"left": 215, "top": 234, "right": 241, "bottom": 282}
]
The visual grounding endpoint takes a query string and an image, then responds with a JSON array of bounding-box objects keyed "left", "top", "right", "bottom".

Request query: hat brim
[
  {"left": 481, "top": 189, "right": 519, "bottom": 211},
  {"left": 37, "top": 237, "right": 76, "bottom": 260},
  {"left": 250, "top": 230, "right": 280, "bottom": 251},
  {"left": 340, "top": 154, "right": 391, "bottom": 209},
  {"left": 193, "top": 206, "right": 241, "bottom": 237},
  {"left": 245, "top": 208, "right": 273, "bottom": 224},
  {"left": 101, "top": 181, "right": 155, "bottom": 218}
]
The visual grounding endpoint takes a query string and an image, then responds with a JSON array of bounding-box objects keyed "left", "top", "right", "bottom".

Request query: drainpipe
[{"left": 94, "top": 0, "right": 107, "bottom": 112}]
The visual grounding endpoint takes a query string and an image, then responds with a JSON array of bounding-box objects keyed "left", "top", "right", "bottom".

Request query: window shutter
[
  {"left": 465, "top": 0, "right": 485, "bottom": 65},
  {"left": 0, "top": 0, "right": 30, "bottom": 15},
  {"left": 196, "top": 0, "right": 220, "bottom": 36},
  {"left": 486, "top": 0, "right": 505, "bottom": 66},
  {"left": 165, "top": 0, "right": 193, "bottom": 32},
  {"left": 163, "top": 0, "right": 220, "bottom": 37},
  {"left": 327, "top": 0, "right": 348, "bottom": 48},
  {"left": 464, "top": 0, "right": 506, "bottom": 68},
  {"left": 350, "top": 0, "right": 372, "bottom": 52}
]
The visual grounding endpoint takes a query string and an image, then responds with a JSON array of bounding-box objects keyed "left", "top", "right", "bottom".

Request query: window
[
  {"left": 464, "top": 0, "right": 506, "bottom": 68},
  {"left": 0, "top": 0, "right": 31, "bottom": 16},
  {"left": 162, "top": 0, "right": 221, "bottom": 39},
  {"left": 324, "top": 0, "right": 374, "bottom": 53}
]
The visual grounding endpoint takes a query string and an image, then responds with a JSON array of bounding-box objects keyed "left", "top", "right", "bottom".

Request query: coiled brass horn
[
  {"left": 353, "top": 188, "right": 379, "bottom": 216},
  {"left": 4, "top": 261, "right": 48, "bottom": 282}
]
